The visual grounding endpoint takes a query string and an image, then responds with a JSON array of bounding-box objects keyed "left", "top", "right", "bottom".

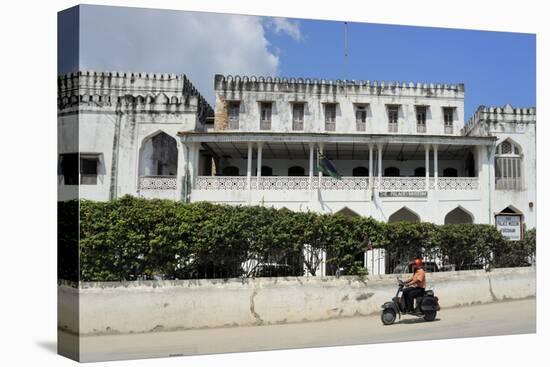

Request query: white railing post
[{"left": 256, "top": 142, "right": 263, "bottom": 189}]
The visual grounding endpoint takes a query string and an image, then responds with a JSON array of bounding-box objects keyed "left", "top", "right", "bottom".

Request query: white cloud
[
  {"left": 266, "top": 17, "right": 303, "bottom": 41},
  {"left": 78, "top": 6, "right": 287, "bottom": 105}
]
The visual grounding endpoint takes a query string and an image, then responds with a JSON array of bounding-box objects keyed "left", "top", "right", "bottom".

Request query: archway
[
  {"left": 335, "top": 207, "right": 360, "bottom": 217},
  {"left": 139, "top": 131, "right": 178, "bottom": 177},
  {"left": 443, "top": 167, "right": 458, "bottom": 177},
  {"left": 352, "top": 166, "right": 369, "bottom": 177},
  {"left": 384, "top": 167, "right": 400, "bottom": 177},
  {"left": 388, "top": 207, "right": 420, "bottom": 223},
  {"left": 444, "top": 206, "right": 474, "bottom": 224},
  {"left": 222, "top": 166, "right": 239, "bottom": 176},
  {"left": 414, "top": 167, "right": 425, "bottom": 177},
  {"left": 260, "top": 166, "right": 273, "bottom": 176},
  {"left": 288, "top": 166, "right": 305, "bottom": 176}
]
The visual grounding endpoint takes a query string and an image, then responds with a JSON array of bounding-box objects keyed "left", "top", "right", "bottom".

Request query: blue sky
[{"left": 59, "top": 5, "right": 536, "bottom": 120}]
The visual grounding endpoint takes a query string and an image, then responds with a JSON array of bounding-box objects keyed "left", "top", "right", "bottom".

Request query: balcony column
[
  {"left": 377, "top": 144, "right": 383, "bottom": 181},
  {"left": 433, "top": 144, "right": 439, "bottom": 190},
  {"left": 256, "top": 142, "right": 263, "bottom": 189},
  {"left": 425, "top": 144, "right": 430, "bottom": 190},
  {"left": 368, "top": 144, "right": 374, "bottom": 189},
  {"left": 309, "top": 143, "right": 314, "bottom": 190},
  {"left": 179, "top": 142, "right": 190, "bottom": 202},
  {"left": 247, "top": 142, "right": 252, "bottom": 191},
  {"left": 189, "top": 142, "right": 200, "bottom": 189},
  {"left": 318, "top": 143, "right": 324, "bottom": 188}
]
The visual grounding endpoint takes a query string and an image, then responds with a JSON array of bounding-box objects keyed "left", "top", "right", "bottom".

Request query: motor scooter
[{"left": 381, "top": 278, "right": 440, "bottom": 325}]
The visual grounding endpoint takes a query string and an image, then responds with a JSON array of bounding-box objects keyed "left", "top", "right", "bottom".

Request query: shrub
[{"left": 63, "top": 196, "right": 536, "bottom": 282}]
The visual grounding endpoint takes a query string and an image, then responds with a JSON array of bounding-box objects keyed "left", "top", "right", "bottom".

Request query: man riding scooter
[{"left": 402, "top": 258, "right": 426, "bottom": 313}]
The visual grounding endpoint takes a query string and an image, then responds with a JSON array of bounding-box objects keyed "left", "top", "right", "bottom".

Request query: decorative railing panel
[
  {"left": 139, "top": 176, "right": 177, "bottom": 190},
  {"left": 195, "top": 176, "right": 248, "bottom": 190},
  {"left": 194, "top": 176, "right": 479, "bottom": 191},
  {"left": 375, "top": 177, "right": 426, "bottom": 191},
  {"left": 438, "top": 177, "right": 479, "bottom": 190},
  {"left": 320, "top": 177, "right": 369, "bottom": 190},
  {"left": 258, "top": 176, "right": 310, "bottom": 190}
]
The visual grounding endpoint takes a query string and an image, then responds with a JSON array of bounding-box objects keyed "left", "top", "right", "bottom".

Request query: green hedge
[{"left": 59, "top": 196, "right": 536, "bottom": 282}]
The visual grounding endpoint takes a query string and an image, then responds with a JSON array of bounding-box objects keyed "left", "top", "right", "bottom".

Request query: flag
[{"left": 318, "top": 154, "right": 342, "bottom": 179}]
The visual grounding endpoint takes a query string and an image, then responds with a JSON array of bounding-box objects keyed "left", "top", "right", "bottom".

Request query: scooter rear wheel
[
  {"left": 381, "top": 309, "right": 396, "bottom": 325},
  {"left": 424, "top": 310, "right": 437, "bottom": 321}
]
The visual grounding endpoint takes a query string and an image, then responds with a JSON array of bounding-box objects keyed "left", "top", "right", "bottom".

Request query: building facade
[{"left": 58, "top": 71, "right": 536, "bottom": 241}]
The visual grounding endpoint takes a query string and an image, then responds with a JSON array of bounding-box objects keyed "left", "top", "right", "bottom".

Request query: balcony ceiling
[{"left": 202, "top": 141, "right": 474, "bottom": 161}]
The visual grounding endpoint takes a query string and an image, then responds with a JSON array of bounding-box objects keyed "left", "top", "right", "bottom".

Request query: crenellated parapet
[
  {"left": 214, "top": 74, "right": 465, "bottom": 99},
  {"left": 58, "top": 71, "right": 213, "bottom": 123},
  {"left": 463, "top": 104, "right": 536, "bottom": 136}
]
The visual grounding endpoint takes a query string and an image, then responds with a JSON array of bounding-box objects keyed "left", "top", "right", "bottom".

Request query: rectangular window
[
  {"left": 387, "top": 105, "right": 399, "bottom": 132},
  {"left": 80, "top": 157, "right": 99, "bottom": 185},
  {"left": 227, "top": 101, "right": 240, "bottom": 130},
  {"left": 416, "top": 105, "right": 427, "bottom": 133},
  {"left": 495, "top": 157, "right": 522, "bottom": 190},
  {"left": 60, "top": 153, "right": 78, "bottom": 185},
  {"left": 324, "top": 103, "right": 336, "bottom": 131},
  {"left": 292, "top": 103, "right": 304, "bottom": 131},
  {"left": 260, "top": 102, "right": 272, "bottom": 130},
  {"left": 356, "top": 105, "right": 367, "bottom": 131},
  {"left": 59, "top": 153, "right": 99, "bottom": 185},
  {"left": 443, "top": 107, "right": 454, "bottom": 134}
]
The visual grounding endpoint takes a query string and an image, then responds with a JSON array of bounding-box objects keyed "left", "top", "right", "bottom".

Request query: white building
[{"left": 58, "top": 71, "right": 536, "bottom": 242}]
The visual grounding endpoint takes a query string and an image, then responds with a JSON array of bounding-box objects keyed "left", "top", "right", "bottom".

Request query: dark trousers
[{"left": 403, "top": 287, "right": 425, "bottom": 312}]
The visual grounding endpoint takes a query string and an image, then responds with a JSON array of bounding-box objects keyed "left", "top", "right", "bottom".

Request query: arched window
[
  {"left": 139, "top": 132, "right": 178, "bottom": 177},
  {"left": 443, "top": 168, "right": 458, "bottom": 177},
  {"left": 222, "top": 166, "right": 239, "bottom": 176},
  {"left": 288, "top": 166, "right": 305, "bottom": 176},
  {"left": 352, "top": 166, "right": 369, "bottom": 177},
  {"left": 388, "top": 207, "right": 420, "bottom": 223},
  {"left": 384, "top": 167, "right": 400, "bottom": 177},
  {"left": 495, "top": 140, "right": 522, "bottom": 190},
  {"left": 261, "top": 166, "right": 273, "bottom": 176},
  {"left": 414, "top": 167, "right": 425, "bottom": 177},
  {"left": 444, "top": 206, "right": 474, "bottom": 224}
]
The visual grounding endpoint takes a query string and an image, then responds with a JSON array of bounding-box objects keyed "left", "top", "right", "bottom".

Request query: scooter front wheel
[{"left": 381, "top": 309, "right": 396, "bottom": 325}]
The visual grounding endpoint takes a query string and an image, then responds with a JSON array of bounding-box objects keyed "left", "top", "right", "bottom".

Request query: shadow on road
[
  {"left": 396, "top": 318, "right": 441, "bottom": 325},
  {"left": 36, "top": 340, "right": 57, "bottom": 354}
]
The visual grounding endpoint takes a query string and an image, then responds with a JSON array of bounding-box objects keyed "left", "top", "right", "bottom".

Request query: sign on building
[
  {"left": 495, "top": 214, "right": 522, "bottom": 241},
  {"left": 379, "top": 191, "right": 428, "bottom": 198}
]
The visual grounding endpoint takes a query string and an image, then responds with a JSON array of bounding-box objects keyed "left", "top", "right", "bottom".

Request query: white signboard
[{"left": 495, "top": 215, "right": 522, "bottom": 241}]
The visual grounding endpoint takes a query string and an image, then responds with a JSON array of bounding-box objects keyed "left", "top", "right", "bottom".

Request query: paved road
[{"left": 69, "top": 298, "right": 536, "bottom": 362}]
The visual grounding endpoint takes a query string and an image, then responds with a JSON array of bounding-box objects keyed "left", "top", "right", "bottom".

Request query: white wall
[{"left": 58, "top": 267, "right": 535, "bottom": 336}]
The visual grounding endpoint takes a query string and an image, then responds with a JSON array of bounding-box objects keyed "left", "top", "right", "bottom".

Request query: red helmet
[{"left": 414, "top": 258, "right": 423, "bottom": 268}]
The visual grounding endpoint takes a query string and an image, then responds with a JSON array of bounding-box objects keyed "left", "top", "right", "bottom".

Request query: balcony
[
  {"left": 194, "top": 176, "right": 479, "bottom": 192},
  {"left": 139, "top": 175, "right": 177, "bottom": 190}
]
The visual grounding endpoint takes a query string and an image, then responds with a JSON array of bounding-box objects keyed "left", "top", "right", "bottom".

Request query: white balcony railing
[
  {"left": 194, "top": 176, "right": 479, "bottom": 191},
  {"left": 258, "top": 176, "right": 310, "bottom": 190},
  {"left": 195, "top": 176, "right": 247, "bottom": 190},
  {"left": 320, "top": 177, "right": 370, "bottom": 190},
  {"left": 438, "top": 177, "right": 479, "bottom": 190},
  {"left": 139, "top": 176, "right": 177, "bottom": 190},
  {"left": 375, "top": 177, "right": 426, "bottom": 191}
]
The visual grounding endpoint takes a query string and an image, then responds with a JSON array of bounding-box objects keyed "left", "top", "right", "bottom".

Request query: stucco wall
[
  {"left": 214, "top": 75, "right": 465, "bottom": 135},
  {"left": 58, "top": 267, "right": 535, "bottom": 336}
]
